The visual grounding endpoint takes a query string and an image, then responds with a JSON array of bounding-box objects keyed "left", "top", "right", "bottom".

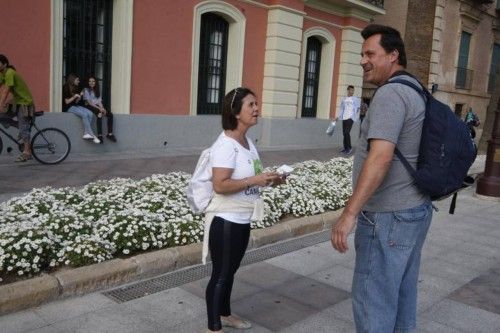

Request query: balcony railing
[
  {"left": 455, "top": 67, "right": 474, "bottom": 90},
  {"left": 361, "top": 0, "right": 384, "bottom": 8}
]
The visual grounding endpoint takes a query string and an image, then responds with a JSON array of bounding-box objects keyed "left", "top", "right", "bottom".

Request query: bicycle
[{"left": 0, "top": 110, "right": 71, "bottom": 164}]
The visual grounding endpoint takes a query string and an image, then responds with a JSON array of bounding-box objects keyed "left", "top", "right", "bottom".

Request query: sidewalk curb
[{"left": 0, "top": 208, "right": 342, "bottom": 315}]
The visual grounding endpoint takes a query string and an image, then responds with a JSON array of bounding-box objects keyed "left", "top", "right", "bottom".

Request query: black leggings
[
  {"left": 85, "top": 104, "right": 114, "bottom": 136},
  {"left": 206, "top": 217, "right": 250, "bottom": 331},
  {"left": 342, "top": 118, "right": 354, "bottom": 150}
]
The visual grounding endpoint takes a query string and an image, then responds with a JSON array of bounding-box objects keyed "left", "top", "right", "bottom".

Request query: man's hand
[{"left": 331, "top": 211, "right": 357, "bottom": 253}]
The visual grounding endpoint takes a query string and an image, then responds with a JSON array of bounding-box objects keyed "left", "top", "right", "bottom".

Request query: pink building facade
[{"left": 2, "top": 0, "right": 383, "bottom": 120}]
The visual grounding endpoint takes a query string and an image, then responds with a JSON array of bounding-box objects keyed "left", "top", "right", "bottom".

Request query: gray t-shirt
[{"left": 352, "top": 75, "right": 428, "bottom": 212}]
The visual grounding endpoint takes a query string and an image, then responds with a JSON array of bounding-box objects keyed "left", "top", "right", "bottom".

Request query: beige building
[{"left": 366, "top": 0, "right": 499, "bottom": 140}]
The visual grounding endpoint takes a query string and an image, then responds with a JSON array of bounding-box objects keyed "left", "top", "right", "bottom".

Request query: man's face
[
  {"left": 347, "top": 87, "right": 354, "bottom": 96},
  {"left": 360, "top": 34, "right": 397, "bottom": 86}
]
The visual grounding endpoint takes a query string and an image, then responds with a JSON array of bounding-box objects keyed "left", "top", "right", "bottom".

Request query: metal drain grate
[{"left": 103, "top": 229, "right": 330, "bottom": 303}]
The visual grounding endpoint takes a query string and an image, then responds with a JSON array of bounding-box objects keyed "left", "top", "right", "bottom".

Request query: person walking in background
[
  {"left": 0, "top": 54, "right": 35, "bottom": 162},
  {"left": 204, "top": 87, "right": 283, "bottom": 333},
  {"left": 464, "top": 107, "right": 480, "bottom": 138},
  {"left": 331, "top": 24, "right": 432, "bottom": 332},
  {"left": 336, "top": 85, "right": 360, "bottom": 155},
  {"left": 83, "top": 76, "right": 117, "bottom": 144},
  {"left": 63, "top": 74, "right": 100, "bottom": 144}
]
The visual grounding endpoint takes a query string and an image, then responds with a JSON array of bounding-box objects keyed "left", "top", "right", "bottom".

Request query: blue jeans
[
  {"left": 352, "top": 201, "right": 433, "bottom": 333},
  {"left": 67, "top": 106, "right": 95, "bottom": 136}
]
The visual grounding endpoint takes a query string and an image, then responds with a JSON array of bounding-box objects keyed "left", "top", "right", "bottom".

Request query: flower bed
[{"left": 0, "top": 158, "right": 352, "bottom": 283}]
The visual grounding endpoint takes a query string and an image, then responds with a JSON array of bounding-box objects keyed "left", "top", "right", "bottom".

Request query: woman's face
[
  {"left": 237, "top": 94, "right": 259, "bottom": 127},
  {"left": 88, "top": 78, "right": 96, "bottom": 88},
  {"left": 0, "top": 61, "right": 7, "bottom": 72},
  {"left": 74, "top": 77, "right": 80, "bottom": 86}
]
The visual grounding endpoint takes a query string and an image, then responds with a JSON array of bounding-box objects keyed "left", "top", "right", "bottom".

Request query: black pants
[
  {"left": 206, "top": 217, "right": 250, "bottom": 331},
  {"left": 342, "top": 118, "right": 354, "bottom": 150},
  {"left": 359, "top": 115, "right": 365, "bottom": 137},
  {"left": 85, "top": 105, "right": 114, "bottom": 136}
]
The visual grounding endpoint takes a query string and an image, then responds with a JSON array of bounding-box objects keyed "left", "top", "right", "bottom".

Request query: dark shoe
[
  {"left": 107, "top": 133, "right": 117, "bottom": 142},
  {"left": 339, "top": 148, "right": 346, "bottom": 153},
  {"left": 97, "top": 135, "right": 104, "bottom": 144},
  {"left": 345, "top": 148, "right": 353, "bottom": 155}
]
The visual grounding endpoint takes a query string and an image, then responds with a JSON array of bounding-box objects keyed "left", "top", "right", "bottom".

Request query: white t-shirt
[
  {"left": 210, "top": 132, "right": 262, "bottom": 224},
  {"left": 343, "top": 96, "right": 354, "bottom": 120}
]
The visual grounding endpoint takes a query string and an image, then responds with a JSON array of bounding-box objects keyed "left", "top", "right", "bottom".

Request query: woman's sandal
[
  {"left": 221, "top": 316, "right": 252, "bottom": 329},
  {"left": 15, "top": 153, "right": 33, "bottom": 163}
]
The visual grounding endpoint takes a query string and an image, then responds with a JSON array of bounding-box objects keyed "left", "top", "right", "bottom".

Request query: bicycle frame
[
  {"left": 0, "top": 119, "right": 42, "bottom": 152},
  {"left": 0, "top": 124, "right": 22, "bottom": 148}
]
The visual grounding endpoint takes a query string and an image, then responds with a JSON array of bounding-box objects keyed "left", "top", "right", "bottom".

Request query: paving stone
[
  {"left": 438, "top": 249, "right": 497, "bottom": 273},
  {"left": 281, "top": 307, "right": 356, "bottom": 333},
  {"left": 26, "top": 306, "right": 162, "bottom": 333},
  {"left": 422, "top": 299, "right": 500, "bottom": 333},
  {"left": 271, "top": 276, "right": 350, "bottom": 310},
  {"left": 237, "top": 262, "right": 300, "bottom": 289},
  {"left": 181, "top": 275, "right": 263, "bottom": 303},
  {"left": 0, "top": 309, "right": 47, "bottom": 333},
  {"left": 448, "top": 266, "right": 500, "bottom": 315},
  {"left": 267, "top": 240, "right": 351, "bottom": 276},
  {"left": 330, "top": 298, "right": 354, "bottom": 323},
  {"left": 231, "top": 290, "right": 317, "bottom": 332},
  {"left": 33, "top": 292, "right": 114, "bottom": 325},
  {"left": 309, "top": 264, "right": 354, "bottom": 292},
  {"left": 416, "top": 319, "right": 463, "bottom": 333},
  {"left": 420, "top": 258, "right": 478, "bottom": 284},
  {"left": 120, "top": 287, "right": 206, "bottom": 328}
]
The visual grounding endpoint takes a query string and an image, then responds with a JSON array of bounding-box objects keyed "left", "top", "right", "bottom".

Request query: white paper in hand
[{"left": 277, "top": 164, "right": 294, "bottom": 176}]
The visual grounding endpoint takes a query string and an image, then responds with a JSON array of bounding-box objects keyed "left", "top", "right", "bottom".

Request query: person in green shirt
[{"left": 0, "top": 54, "right": 35, "bottom": 162}]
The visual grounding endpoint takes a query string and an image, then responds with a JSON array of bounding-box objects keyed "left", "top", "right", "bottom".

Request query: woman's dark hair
[
  {"left": 64, "top": 73, "right": 79, "bottom": 95},
  {"left": 87, "top": 76, "right": 101, "bottom": 98},
  {"left": 0, "top": 54, "right": 15, "bottom": 70},
  {"left": 361, "top": 24, "right": 407, "bottom": 67},
  {"left": 221, "top": 87, "right": 256, "bottom": 130}
]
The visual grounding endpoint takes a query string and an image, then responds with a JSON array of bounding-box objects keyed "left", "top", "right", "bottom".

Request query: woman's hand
[{"left": 250, "top": 172, "right": 281, "bottom": 187}]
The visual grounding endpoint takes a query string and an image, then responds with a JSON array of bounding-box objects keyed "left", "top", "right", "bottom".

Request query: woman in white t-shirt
[{"left": 206, "top": 87, "right": 282, "bottom": 333}]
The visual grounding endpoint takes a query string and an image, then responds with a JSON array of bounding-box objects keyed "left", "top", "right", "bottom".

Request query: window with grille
[
  {"left": 197, "top": 13, "right": 229, "bottom": 115},
  {"left": 488, "top": 43, "right": 500, "bottom": 92},
  {"left": 456, "top": 31, "right": 472, "bottom": 89},
  {"left": 302, "top": 37, "right": 322, "bottom": 118},
  {"left": 63, "top": 0, "right": 113, "bottom": 106}
]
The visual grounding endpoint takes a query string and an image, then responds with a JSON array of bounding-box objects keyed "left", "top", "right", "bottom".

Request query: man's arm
[
  {"left": 331, "top": 138, "right": 395, "bottom": 253},
  {"left": 0, "top": 84, "right": 13, "bottom": 111}
]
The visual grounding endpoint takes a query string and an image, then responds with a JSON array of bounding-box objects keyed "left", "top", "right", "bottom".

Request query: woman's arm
[
  {"left": 83, "top": 89, "right": 99, "bottom": 108},
  {"left": 212, "top": 167, "right": 280, "bottom": 195}
]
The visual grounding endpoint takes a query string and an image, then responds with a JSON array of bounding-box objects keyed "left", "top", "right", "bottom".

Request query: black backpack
[{"left": 380, "top": 78, "right": 477, "bottom": 212}]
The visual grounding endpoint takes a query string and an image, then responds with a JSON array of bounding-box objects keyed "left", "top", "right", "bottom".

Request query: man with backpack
[{"left": 331, "top": 25, "right": 433, "bottom": 333}]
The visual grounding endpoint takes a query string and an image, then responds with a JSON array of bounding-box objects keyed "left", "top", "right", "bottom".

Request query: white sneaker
[
  {"left": 93, "top": 136, "right": 101, "bottom": 144},
  {"left": 83, "top": 133, "right": 94, "bottom": 140}
]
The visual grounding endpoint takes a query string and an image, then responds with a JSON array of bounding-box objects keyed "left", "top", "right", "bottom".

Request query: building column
[
  {"left": 261, "top": 7, "right": 304, "bottom": 118},
  {"left": 336, "top": 27, "right": 363, "bottom": 112}
]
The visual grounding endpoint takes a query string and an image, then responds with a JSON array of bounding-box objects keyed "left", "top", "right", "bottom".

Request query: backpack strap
[{"left": 380, "top": 78, "right": 428, "bottom": 178}]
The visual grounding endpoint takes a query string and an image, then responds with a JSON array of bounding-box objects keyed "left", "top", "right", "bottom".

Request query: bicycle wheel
[{"left": 31, "top": 128, "right": 71, "bottom": 164}]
